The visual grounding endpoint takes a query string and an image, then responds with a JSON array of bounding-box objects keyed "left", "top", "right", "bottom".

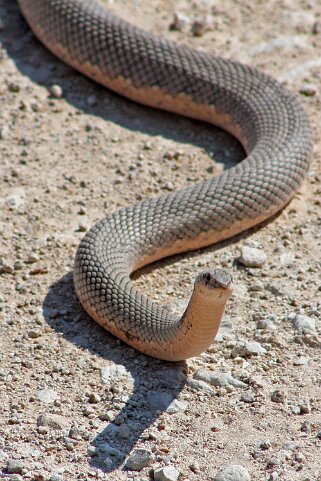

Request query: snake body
[{"left": 18, "top": 0, "right": 313, "bottom": 361}]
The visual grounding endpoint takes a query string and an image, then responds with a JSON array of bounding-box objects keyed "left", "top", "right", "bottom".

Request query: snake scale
[{"left": 18, "top": 0, "right": 313, "bottom": 361}]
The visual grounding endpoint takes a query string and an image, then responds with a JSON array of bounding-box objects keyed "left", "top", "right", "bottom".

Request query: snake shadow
[
  {"left": 4, "top": 0, "right": 287, "bottom": 475},
  {"left": 43, "top": 273, "right": 187, "bottom": 473}
]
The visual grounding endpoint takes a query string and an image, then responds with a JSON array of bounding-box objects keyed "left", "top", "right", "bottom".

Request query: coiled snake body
[{"left": 18, "top": 0, "right": 313, "bottom": 361}]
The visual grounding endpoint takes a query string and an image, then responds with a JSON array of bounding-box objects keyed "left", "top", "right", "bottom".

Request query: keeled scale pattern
[{"left": 18, "top": 0, "right": 313, "bottom": 357}]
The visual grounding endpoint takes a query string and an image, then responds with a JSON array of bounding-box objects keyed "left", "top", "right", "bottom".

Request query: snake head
[{"left": 194, "top": 268, "right": 233, "bottom": 298}]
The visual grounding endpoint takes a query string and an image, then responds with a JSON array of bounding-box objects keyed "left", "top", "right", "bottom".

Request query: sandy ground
[{"left": 0, "top": 0, "right": 321, "bottom": 480}]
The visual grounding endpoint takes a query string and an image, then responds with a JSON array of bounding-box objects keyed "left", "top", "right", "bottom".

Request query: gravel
[{"left": 1, "top": 1, "right": 321, "bottom": 480}]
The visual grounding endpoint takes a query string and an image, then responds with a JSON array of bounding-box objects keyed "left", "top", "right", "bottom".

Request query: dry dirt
[{"left": 0, "top": 1, "right": 321, "bottom": 480}]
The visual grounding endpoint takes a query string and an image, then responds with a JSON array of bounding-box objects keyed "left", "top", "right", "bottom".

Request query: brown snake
[{"left": 18, "top": 0, "right": 313, "bottom": 361}]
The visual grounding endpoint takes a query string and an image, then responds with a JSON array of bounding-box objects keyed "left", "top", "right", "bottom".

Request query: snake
[{"left": 18, "top": 0, "right": 313, "bottom": 361}]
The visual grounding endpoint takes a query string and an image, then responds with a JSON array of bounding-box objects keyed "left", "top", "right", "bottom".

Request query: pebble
[
  {"left": 271, "top": 389, "right": 286, "bottom": 403},
  {"left": 279, "top": 251, "right": 295, "bottom": 266},
  {"left": 87, "top": 95, "right": 98, "bottom": 106},
  {"left": 171, "top": 12, "right": 191, "bottom": 31},
  {"left": 240, "top": 392, "right": 256, "bottom": 403},
  {"left": 297, "top": 399, "right": 311, "bottom": 414},
  {"left": 291, "top": 314, "right": 316, "bottom": 334},
  {"left": 37, "top": 413, "right": 70, "bottom": 430},
  {"left": 249, "top": 280, "right": 264, "bottom": 291},
  {"left": 299, "top": 84, "right": 318, "bottom": 97},
  {"left": 100, "top": 364, "right": 133, "bottom": 385},
  {"left": 50, "top": 84, "right": 63, "bottom": 98},
  {"left": 26, "top": 253, "right": 40, "bottom": 263},
  {"left": 238, "top": 246, "right": 267, "bottom": 268},
  {"left": 192, "top": 17, "right": 211, "bottom": 36},
  {"left": 231, "top": 341, "right": 267, "bottom": 357},
  {"left": 125, "top": 448, "right": 154, "bottom": 471},
  {"left": 98, "top": 442, "right": 123, "bottom": 460},
  {"left": 257, "top": 439, "right": 271, "bottom": 450},
  {"left": 6, "top": 459, "right": 24, "bottom": 474},
  {"left": 35, "top": 389, "right": 59, "bottom": 404},
  {"left": 313, "top": 21, "right": 321, "bottom": 34},
  {"left": 166, "top": 399, "right": 189, "bottom": 414},
  {"left": 154, "top": 466, "right": 180, "bottom": 481},
  {"left": 0, "top": 259, "right": 14, "bottom": 274},
  {"left": 193, "top": 369, "right": 247, "bottom": 388},
  {"left": 88, "top": 392, "right": 101, "bottom": 403},
  {"left": 186, "top": 379, "right": 216, "bottom": 395},
  {"left": 0, "top": 124, "right": 10, "bottom": 139},
  {"left": 210, "top": 417, "right": 224, "bottom": 432},
  {"left": 256, "top": 319, "right": 276, "bottom": 331},
  {"left": 214, "top": 464, "right": 250, "bottom": 481}
]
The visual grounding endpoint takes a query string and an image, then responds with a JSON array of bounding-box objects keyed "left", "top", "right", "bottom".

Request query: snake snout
[{"left": 195, "top": 268, "right": 233, "bottom": 292}]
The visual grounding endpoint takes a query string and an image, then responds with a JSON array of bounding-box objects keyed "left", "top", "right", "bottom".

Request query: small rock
[
  {"left": 256, "top": 319, "right": 276, "bottom": 331},
  {"left": 210, "top": 417, "right": 224, "bottom": 432},
  {"left": 231, "top": 341, "right": 267, "bottom": 357},
  {"left": 0, "top": 124, "right": 10, "bottom": 140},
  {"left": 291, "top": 314, "right": 316, "bottom": 334},
  {"left": 300, "top": 334, "right": 321, "bottom": 348},
  {"left": 166, "top": 399, "right": 188, "bottom": 414},
  {"left": 239, "top": 246, "right": 267, "bottom": 268},
  {"left": 100, "top": 364, "right": 133, "bottom": 385},
  {"left": 98, "top": 442, "right": 123, "bottom": 460},
  {"left": 298, "top": 399, "right": 311, "bottom": 414},
  {"left": 312, "top": 21, "right": 321, "bottom": 34},
  {"left": 240, "top": 392, "right": 256, "bottom": 403},
  {"left": 186, "top": 379, "right": 216, "bottom": 395},
  {"left": 35, "top": 389, "right": 59, "bottom": 404},
  {"left": 257, "top": 439, "right": 271, "bottom": 450},
  {"left": 191, "top": 17, "right": 211, "bottom": 37},
  {"left": 125, "top": 448, "right": 154, "bottom": 471},
  {"left": 193, "top": 369, "right": 247, "bottom": 388},
  {"left": 154, "top": 465, "right": 180, "bottom": 481},
  {"left": 249, "top": 280, "right": 264, "bottom": 291},
  {"left": 271, "top": 389, "right": 286, "bottom": 403},
  {"left": 88, "top": 392, "right": 101, "bottom": 403},
  {"left": 26, "top": 253, "right": 40, "bottom": 263},
  {"left": 279, "top": 251, "right": 295, "bottom": 266},
  {"left": 299, "top": 84, "right": 318, "bottom": 96},
  {"left": 293, "top": 356, "right": 309, "bottom": 366},
  {"left": 268, "top": 472, "right": 279, "bottom": 481},
  {"left": 87, "top": 95, "right": 98, "bottom": 107},
  {"left": 214, "top": 464, "right": 250, "bottom": 481},
  {"left": 301, "top": 420, "right": 311, "bottom": 433},
  {"left": 50, "top": 84, "right": 63, "bottom": 98},
  {"left": 28, "top": 330, "right": 42, "bottom": 339},
  {"left": 171, "top": 12, "right": 191, "bottom": 31},
  {"left": 0, "top": 259, "right": 14, "bottom": 274},
  {"left": 78, "top": 222, "right": 87, "bottom": 232},
  {"left": 37, "top": 413, "right": 70, "bottom": 430},
  {"left": 8, "top": 82, "right": 20, "bottom": 93},
  {"left": 6, "top": 459, "right": 24, "bottom": 474}
]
